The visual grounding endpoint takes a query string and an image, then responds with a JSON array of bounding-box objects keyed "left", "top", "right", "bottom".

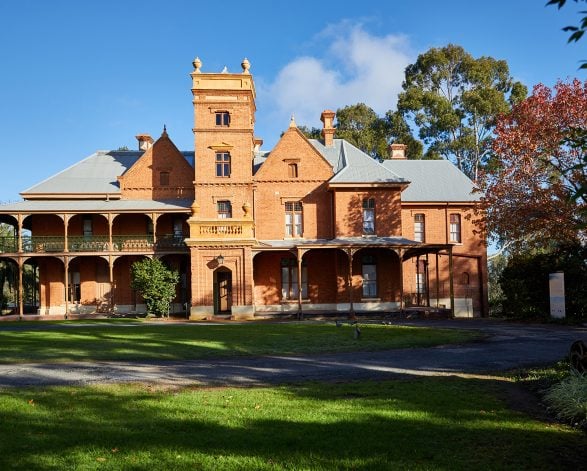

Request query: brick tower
[{"left": 186, "top": 57, "right": 256, "bottom": 319}]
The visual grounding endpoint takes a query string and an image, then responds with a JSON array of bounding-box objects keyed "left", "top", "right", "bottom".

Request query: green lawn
[
  {"left": 1, "top": 378, "right": 585, "bottom": 470},
  {"left": 0, "top": 322, "right": 478, "bottom": 363}
]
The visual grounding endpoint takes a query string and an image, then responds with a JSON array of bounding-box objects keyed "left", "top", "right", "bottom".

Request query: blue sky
[{"left": 0, "top": 0, "right": 584, "bottom": 202}]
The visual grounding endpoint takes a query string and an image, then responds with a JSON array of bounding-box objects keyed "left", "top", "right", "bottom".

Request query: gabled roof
[
  {"left": 382, "top": 159, "right": 480, "bottom": 202},
  {"left": 20, "top": 150, "right": 195, "bottom": 198},
  {"left": 307, "top": 139, "right": 405, "bottom": 185}
]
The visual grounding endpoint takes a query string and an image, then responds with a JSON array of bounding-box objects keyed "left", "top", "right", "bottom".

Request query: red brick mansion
[{"left": 0, "top": 58, "right": 487, "bottom": 319}]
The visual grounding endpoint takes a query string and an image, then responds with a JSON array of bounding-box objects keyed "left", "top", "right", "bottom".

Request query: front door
[{"left": 215, "top": 270, "right": 232, "bottom": 314}]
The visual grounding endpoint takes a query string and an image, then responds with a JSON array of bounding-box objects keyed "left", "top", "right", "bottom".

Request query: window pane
[
  {"left": 362, "top": 263, "right": 377, "bottom": 297},
  {"left": 450, "top": 214, "right": 461, "bottom": 242},
  {"left": 363, "top": 208, "right": 375, "bottom": 234},
  {"left": 281, "top": 266, "right": 289, "bottom": 298}
]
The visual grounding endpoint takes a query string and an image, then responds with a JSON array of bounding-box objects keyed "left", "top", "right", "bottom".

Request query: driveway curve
[{"left": 1, "top": 319, "right": 586, "bottom": 388}]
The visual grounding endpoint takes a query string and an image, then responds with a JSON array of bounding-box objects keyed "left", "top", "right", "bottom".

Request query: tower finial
[
  {"left": 193, "top": 57, "right": 202, "bottom": 73},
  {"left": 289, "top": 114, "right": 297, "bottom": 128},
  {"left": 241, "top": 58, "right": 251, "bottom": 74},
  {"left": 162, "top": 124, "right": 168, "bottom": 137}
]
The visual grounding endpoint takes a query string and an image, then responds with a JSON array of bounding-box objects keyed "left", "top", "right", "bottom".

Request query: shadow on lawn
[
  {"left": 0, "top": 377, "right": 586, "bottom": 470},
  {"left": 0, "top": 323, "right": 473, "bottom": 363}
]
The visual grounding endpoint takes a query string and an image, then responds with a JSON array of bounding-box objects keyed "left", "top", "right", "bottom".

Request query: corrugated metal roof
[
  {"left": 382, "top": 159, "right": 480, "bottom": 202},
  {"left": 22, "top": 150, "right": 195, "bottom": 196},
  {"left": 308, "top": 139, "right": 344, "bottom": 173},
  {"left": 0, "top": 199, "right": 192, "bottom": 213},
  {"left": 256, "top": 236, "right": 420, "bottom": 249},
  {"left": 328, "top": 141, "right": 405, "bottom": 184}
]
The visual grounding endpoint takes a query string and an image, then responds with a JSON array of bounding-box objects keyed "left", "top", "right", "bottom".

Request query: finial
[
  {"left": 241, "top": 58, "right": 251, "bottom": 74},
  {"left": 193, "top": 57, "right": 202, "bottom": 73},
  {"left": 289, "top": 114, "right": 297, "bottom": 128},
  {"left": 162, "top": 124, "right": 168, "bottom": 137},
  {"left": 221, "top": 66, "right": 228, "bottom": 74}
]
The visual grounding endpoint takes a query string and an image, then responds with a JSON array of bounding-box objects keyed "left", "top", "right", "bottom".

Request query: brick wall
[{"left": 333, "top": 189, "right": 403, "bottom": 237}]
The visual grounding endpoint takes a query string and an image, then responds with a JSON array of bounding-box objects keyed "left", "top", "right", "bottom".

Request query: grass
[
  {"left": 1, "top": 378, "right": 586, "bottom": 470},
  {"left": 0, "top": 322, "right": 478, "bottom": 363}
]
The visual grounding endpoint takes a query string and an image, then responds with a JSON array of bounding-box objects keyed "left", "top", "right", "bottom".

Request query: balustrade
[{"left": 0, "top": 234, "right": 187, "bottom": 254}]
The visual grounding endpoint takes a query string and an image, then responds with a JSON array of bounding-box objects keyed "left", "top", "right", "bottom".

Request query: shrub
[
  {"left": 498, "top": 243, "right": 587, "bottom": 321},
  {"left": 130, "top": 258, "right": 179, "bottom": 317},
  {"left": 544, "top": 372, "right": 587, "bottom": 429}
]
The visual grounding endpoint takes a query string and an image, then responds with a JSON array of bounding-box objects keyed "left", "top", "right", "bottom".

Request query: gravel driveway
[{"left": 1, "top": 319, "right": 585, "bottom": 388}]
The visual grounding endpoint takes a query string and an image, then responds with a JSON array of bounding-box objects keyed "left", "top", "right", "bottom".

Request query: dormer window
[{"left": 215, "top": 111, "right": 230, "bottom": 127}]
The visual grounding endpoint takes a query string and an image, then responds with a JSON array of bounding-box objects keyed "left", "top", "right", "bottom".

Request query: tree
[
  {"left": 297, "top": 125, "right": 322, "bottom": 140},
  {"left": 299, "top": 103, "right": 423, "bottom": 159},
  {"left": 130, "top": 258, "right": 179, "bottom": 317},
  {"left": 397, "top": 44, "right": 527, "bottom": 181},
  {"left": 0, "top": 224, "right": 16, "bottom": 311},
  {"left": 479, "top": 79, "right": 587, "bottom": 252},
  {"left": 547, "top": 0, "right": 587, "bottom": 68},
  {"left": 498, "top": 244, "right": 587, "bottom": 321},
  {"left": 334, "top": 103, "right": 389, "bottom": 158},
  {"left": 383, "top": 111, "right": 424, "bottom": 160}
]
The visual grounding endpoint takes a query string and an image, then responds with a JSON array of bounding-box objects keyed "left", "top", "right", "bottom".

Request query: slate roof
[{"left": 382, "top": 159, "right": 480, "bottom": 202}]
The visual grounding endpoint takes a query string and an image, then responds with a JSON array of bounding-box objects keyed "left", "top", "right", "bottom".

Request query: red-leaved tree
[{"left": 479, "top": 79, "right": 587, "bottom": 251}]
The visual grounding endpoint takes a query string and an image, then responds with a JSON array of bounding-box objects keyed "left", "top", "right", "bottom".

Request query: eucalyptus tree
[{"left": 397, "top": 44, "right": 527, "bottom": 181}]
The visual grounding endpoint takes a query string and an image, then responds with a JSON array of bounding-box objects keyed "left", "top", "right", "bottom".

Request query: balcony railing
[
  {"left": 0, "top": 236, "right": 18, "bottom": 253},
  {"left": 189, "top": 219, "right": 254, "bottom": 240},
  {"left": 0, "top": 235, "right": 187, "bottom": 254}
]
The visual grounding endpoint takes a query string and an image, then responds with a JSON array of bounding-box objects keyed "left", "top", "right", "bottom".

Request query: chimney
[
  {"left": 320, "top": 110, "right": 335, "bottom": 147},
  {"left": 389, "top": 143, "right": 407, "bottom": 159},
  {"left": 253, "top": 137, "right": 263, "bottom": 153},
  {"left": 136, "top": 134, "right": 154, "bottom": 151}
]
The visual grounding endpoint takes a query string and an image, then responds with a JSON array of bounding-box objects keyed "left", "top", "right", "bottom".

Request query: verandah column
[
  {"left": 346, "top": 248, "right": 355, "bottom": 318},
  {"left": 296, "top": 250, "right": 303, "bottom": 320},
  {"left": 64, "top": 256, "right": 69, "bottom": 319},
  {"left": 398, "top": 249, "right": 404, "bottom": 312},
  {"left": 18, "top": 257, "right": 23, "bottom": 319},
  {"left": 448, "top": 246, "right": 455, "bottom": 317}
]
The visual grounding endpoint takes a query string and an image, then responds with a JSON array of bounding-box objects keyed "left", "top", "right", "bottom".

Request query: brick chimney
[
  {"left": 136, "top": 134, "right": 154, "bottom": 151},
  {"left": 320, "top": 110, "right": 335, "bottom": 147},
  {"left": 389, "top": 143, "right": 407, "bottom": 159}
]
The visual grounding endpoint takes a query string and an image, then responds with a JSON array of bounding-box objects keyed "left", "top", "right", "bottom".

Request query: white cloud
[{"left": 261, "top": 24, "right": 413, "bottom": 131}]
